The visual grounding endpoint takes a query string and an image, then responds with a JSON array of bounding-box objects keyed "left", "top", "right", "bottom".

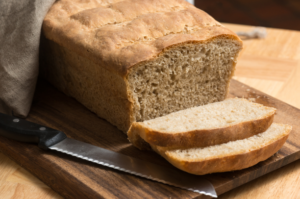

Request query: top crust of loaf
[{"left": 43, "top": 0, "right": 242, "bottom": 77}]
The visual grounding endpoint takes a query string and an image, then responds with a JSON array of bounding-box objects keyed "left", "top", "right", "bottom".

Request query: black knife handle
[{"left": 0, "top": 112, "right": 67, "bottom": 150}]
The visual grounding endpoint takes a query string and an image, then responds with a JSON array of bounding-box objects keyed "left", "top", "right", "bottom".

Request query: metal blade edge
[{"left": 50, "top": 138, "right": 217, "bottom": 198}]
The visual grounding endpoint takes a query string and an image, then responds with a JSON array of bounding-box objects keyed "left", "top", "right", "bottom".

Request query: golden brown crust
[
  {"left": 152, "top": 125, "right": 291, "bottom": 175},
  {"left": 43, "top": 0, "right": 242, "bottom": 77},
  {"left": 128, "top": 109, "right": 276, "bottom": 149}
]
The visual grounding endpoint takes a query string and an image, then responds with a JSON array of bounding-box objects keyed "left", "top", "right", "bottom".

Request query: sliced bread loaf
[
  {"left": 151, "top": 123, "right": 291, "bottom": 175},
  {"left": 42, "top": 0, "right": 242, "bottom": 133},
  {"left": 128, "top": 98, "right": 276, "bottom": 149}
]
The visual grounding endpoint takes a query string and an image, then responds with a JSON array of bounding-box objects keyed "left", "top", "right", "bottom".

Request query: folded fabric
[{"left": 0, "top": 0, "right": 55, "bottom": 117}]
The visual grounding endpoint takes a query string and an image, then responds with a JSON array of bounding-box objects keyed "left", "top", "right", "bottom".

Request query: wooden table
[{"left": 1, "top": 24, "right": 300, "bottom": 199}]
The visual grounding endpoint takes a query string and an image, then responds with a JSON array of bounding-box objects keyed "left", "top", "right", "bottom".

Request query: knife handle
[{"left": 0, "top": 112, "right": 67, "bottom": 150}]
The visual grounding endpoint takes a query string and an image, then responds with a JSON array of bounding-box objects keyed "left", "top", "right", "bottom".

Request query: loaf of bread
[
  {"left": 42, "top": 0, "right": 243, "bottom": 132},
  {"left": 128, "top": 98, "right": 276, "bottom": 150},
  {"left": 151, "top": 123, "right": 291, "bottom": 175}
]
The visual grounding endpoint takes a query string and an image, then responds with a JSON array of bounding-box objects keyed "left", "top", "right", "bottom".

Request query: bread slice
[
  {"left": 42, "top": 0, "right": 243, "bottom": 133},
  {"left": 128, "top": 98, "right": 276, "bottom": 149},
  {"left": 151, "top": 123, "right": 291, "bottom": 175}
]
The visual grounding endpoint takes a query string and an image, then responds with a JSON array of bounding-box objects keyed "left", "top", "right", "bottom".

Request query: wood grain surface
[{"left": 0, "top": 24, "right": 300, "bottom": 199}]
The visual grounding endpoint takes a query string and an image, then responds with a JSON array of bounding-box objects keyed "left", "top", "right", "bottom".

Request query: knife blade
[{"left": 0, "top": 112, "right": 217, "bottom": 198}]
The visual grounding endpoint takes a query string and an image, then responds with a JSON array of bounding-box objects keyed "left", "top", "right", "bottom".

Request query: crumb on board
[
  {"left": 248, "top": 98, "right": 256, "bottom": 102},
  {"left": 246, "top": 89, "right": 250, "bottom": 92}
]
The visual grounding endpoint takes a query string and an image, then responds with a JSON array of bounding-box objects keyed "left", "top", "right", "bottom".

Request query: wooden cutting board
[{"left": 0, "top": 79, "right": 299, "bottom": 199}]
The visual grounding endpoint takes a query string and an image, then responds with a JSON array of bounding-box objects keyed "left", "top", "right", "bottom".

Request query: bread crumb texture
[
  {"left": 141, "top": 98, "right": 276, "bottom": 132},
  {"left": 128, "top": 40, "right": 241, "bottom": 122}
]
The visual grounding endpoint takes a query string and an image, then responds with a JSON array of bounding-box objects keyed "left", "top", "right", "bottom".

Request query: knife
[{"left": 0, "top": 112, "right": 217, "bottom": 198}]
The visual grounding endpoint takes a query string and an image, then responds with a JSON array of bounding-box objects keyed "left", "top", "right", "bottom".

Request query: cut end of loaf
[
  {"left": 155, "top": 123, "right": 291, "bottom": 175},
  {"left": 128, "top": 38, "right": 242, "bottom": 123}
]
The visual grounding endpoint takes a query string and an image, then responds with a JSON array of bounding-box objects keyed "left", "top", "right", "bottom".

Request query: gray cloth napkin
[{"left": 0, "top": 0, "right": 55, "bottom": 117}]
